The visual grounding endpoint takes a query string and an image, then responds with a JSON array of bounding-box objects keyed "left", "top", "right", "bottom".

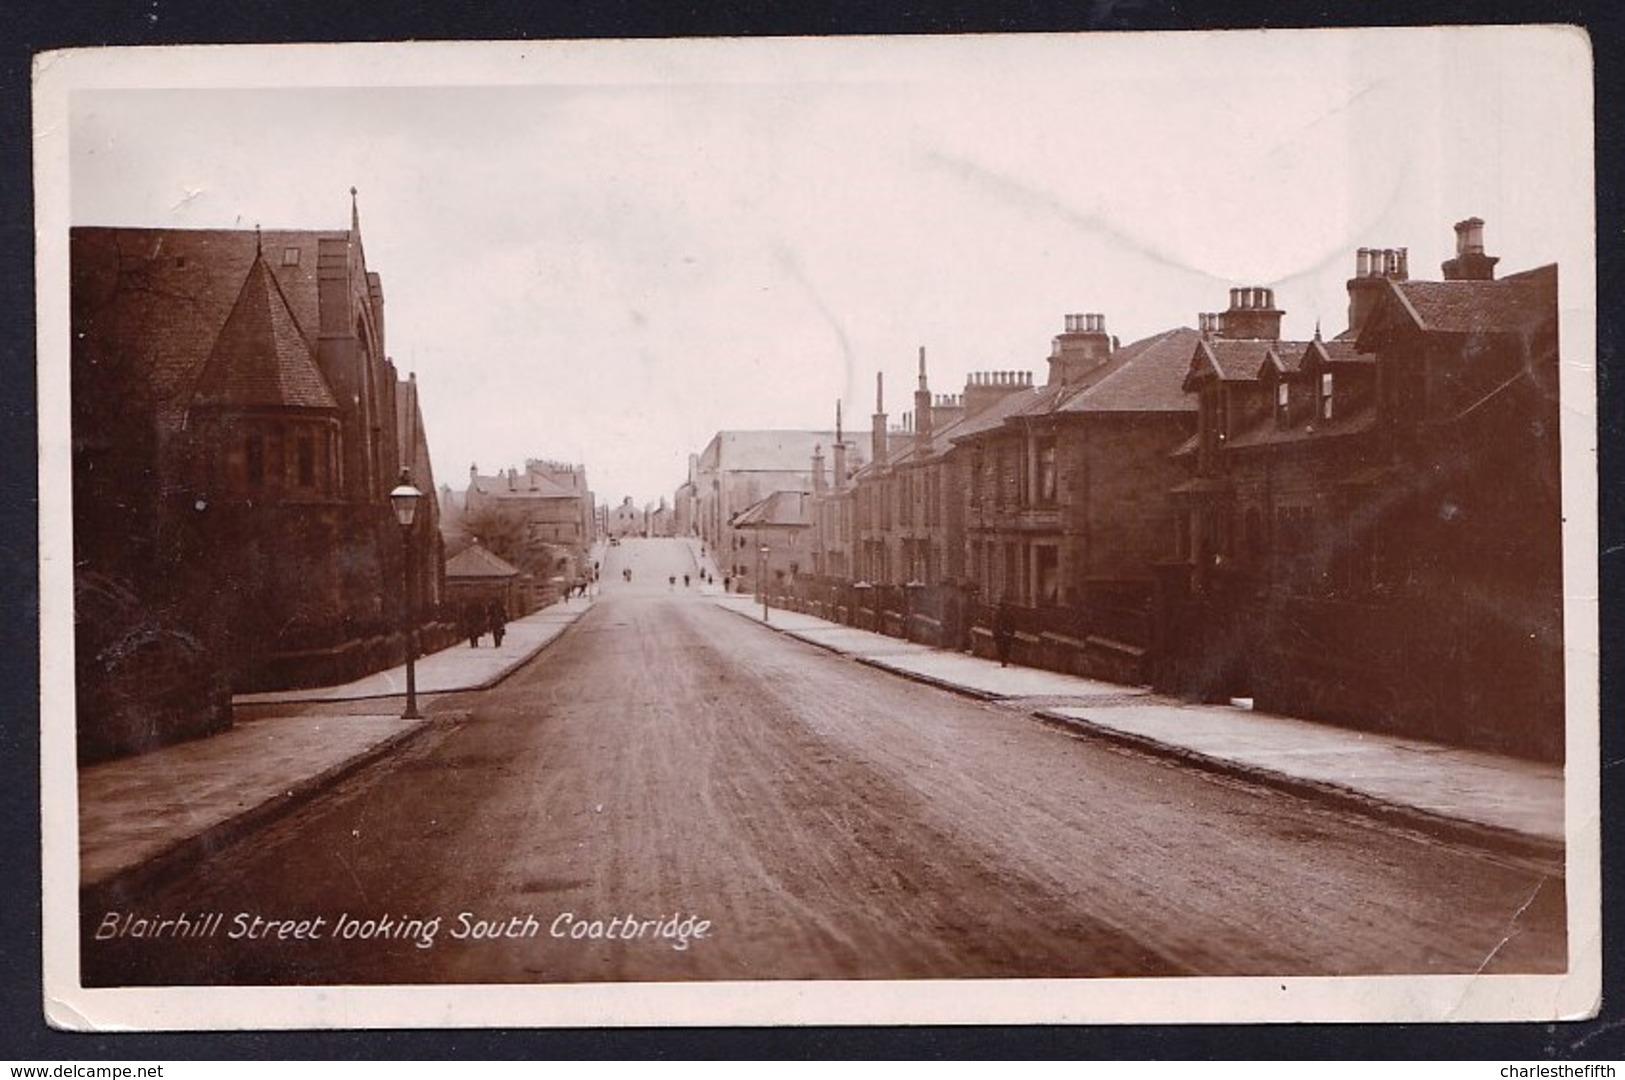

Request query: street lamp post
[
  {"left": 390, "top": 468, "right": 424, "bottom": 721},
  {"left": 758, "top": 544, "right": 770, "bottom": 622}
]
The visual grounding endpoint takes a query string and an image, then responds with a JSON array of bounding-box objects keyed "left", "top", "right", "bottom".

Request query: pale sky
[{"left": 59, "top": 28, "right": 1594, "bottom": 507}]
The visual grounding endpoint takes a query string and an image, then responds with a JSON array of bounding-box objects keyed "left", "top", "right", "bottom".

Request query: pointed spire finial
[
  {"left": 254, "top": 223, "right": 262, "bottom": 256},
  {"left": 836, "top": 399, "right": 844, "bottom": 442},
  {"left": 1313, "top": 318, "right": 1322, "bottom": 341},
  {"left": 350, "top": 186, "right": 360, "bottom": 234}
]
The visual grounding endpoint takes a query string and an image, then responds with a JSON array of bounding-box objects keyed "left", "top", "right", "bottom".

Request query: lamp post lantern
[
  {"left": 758, "top": 544, "right": 770, "bottom": 622},
  {"left": 390, "top": 468, "right": 424, "bottom": 720}
]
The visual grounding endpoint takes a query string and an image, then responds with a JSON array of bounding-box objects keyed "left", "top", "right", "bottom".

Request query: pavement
[
  {"left": 78, "top": 574, "right": 1567, "bottom": 909},
  {"left": 711, "top": 594, "right": 1566, "bottom": 866},
  {"left": 79, "top": 595, "right": 597, "bottom": 904}
]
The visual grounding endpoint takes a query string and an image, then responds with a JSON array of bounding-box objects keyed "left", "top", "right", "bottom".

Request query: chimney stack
[
  {"left": 962, "top": 369, "right": 1035, "bottom": 415},
  {"left": 1215, "top": 286, "right": 1283, "bottom": 340},
  {"left": 1047, "top": 312, "right": 1114, "bottom": 386},
  {"left": 833, "top": 400, "right": 849, "bottom": 491},
  {"left": 1442, "top": 216, "right": 1499, "bottom": 281},
  {"left": 872, "top": 372, "right": 889, "bottom": 463},
  {"left": 914, "top": 346, "right": 934, "bottom": 454},
  {"left": 1346, "top": 245, "right": 1410, "bottom": 337}
]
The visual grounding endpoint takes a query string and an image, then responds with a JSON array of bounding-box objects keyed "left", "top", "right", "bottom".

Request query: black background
[{"left": 4, "top": 0, "right": 1620, "bottom": 1061}]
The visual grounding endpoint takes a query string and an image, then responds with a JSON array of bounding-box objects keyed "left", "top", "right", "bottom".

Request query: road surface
[{"left": 83, "top": 538, "right": 1565, "bottom": 985}]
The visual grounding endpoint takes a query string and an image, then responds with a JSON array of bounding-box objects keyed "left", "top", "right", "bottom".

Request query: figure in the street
[
  {"left": 683, "top": 574, "right": 690, "bottom": 588},
  {"left": 465, "top": 603, "right": 482, "bottom": 648},
  {"left": 943, "top": 585, "right": 965, "bottom": 654},
  {"left": 994, "top": 600, "right": 1016, "bottom": 668},
  {"left": 488, "top": 601, "right": 507, "bottom": 648}
]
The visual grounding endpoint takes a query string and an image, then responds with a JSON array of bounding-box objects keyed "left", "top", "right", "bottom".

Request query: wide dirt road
[{"left": 83, "top": 538, "right": 1565, "bottom": 985}]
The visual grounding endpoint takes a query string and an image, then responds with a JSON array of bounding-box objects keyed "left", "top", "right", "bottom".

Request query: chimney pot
[{"left": 1455, "top": 217, "right": 1486, "bottom": 255}]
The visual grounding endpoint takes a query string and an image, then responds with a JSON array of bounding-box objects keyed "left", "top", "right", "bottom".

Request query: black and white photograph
[{"left": 35, "top": 27, "right": 1599, "bottom": 1028}]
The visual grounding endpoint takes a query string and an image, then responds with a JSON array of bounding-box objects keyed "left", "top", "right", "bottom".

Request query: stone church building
[{"left": 71, "top": 195, "right": 441, "bottom": 758}]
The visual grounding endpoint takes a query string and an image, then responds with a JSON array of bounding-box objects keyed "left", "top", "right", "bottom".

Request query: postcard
[{"left": 35, "top": 27, "right": 1600, "bottom": 1029}]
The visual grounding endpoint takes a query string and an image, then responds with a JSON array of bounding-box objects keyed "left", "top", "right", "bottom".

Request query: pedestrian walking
[
  {"left": 683, "top": 574, "right": 690, "bottom": 588},
  {"left": 487, "top": 600, "right": 507, "bottom": 648},
  {"left": 464, "top": 603, "right": 481, "bottom": 648},
  {"left": 994, "top": 600, "right": 1016, "bottom": 668}
]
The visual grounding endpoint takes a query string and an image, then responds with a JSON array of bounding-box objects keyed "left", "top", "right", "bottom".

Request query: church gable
[{"left": 189, "top": 247, "right": 338, "bottom": 414}]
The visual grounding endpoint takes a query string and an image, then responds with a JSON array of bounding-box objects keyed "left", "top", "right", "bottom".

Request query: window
[
  {"left": 1319, "top": 372, "right": 1335, "bottom": 420},
  {"left": 1035, "top": 544, "right": 1060, "bottom": 605},
  {"left": 296, "top": 430, "right": 316, "bottom": 487},
  {"left": 282, "top": 247, "right": 301, "bottom": 266},
  {"left": 1036, "top": 438, "right": 1058, "bottom": 505},
  {"left": 1275, "top": 381, "right": 1290, "bottom": 427},
  {"left": 245, "top": 434, "right": 265, "bottom": 488}
]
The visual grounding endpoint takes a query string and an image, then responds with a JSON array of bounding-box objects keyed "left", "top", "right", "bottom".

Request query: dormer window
[{"left": 1319, "top": 372, "right": 1335, "bottom": 420}]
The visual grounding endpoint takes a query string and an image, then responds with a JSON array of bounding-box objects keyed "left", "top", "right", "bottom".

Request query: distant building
[
  {"left": 71, "top": 197, "right": 440, "bottom": 758},
  {"left": 731, "top": 490, "right": 813, "bottom": 587},
  {"left": 673, "top": 453, "right": 701, "bottom": 537},
  {"left": 455, "top": 459, "right": 594, "bottom": 605},
  {"left": 463, "top": 460, "right": 593, "bottom": 548},
  {"left": 608, "top": 495, "right": 644, "bottom": 538},
  {"left": 444, "top": 539, "right": 531, "bottom": 622},
  {"left": 646, "top": 497, "right": 675, "bottom": 538},
  {"left": 693, "top": 429, "right": 868, "bottom": 584}
]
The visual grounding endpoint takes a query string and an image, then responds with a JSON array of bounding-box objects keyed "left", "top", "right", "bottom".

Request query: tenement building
[
  {"left": 791, "top": 323, "right": 1200, "bottom": 681},
  {"left": 950, "top": 316, "right": 1201, "bottom": 680},
  {"left": 71, "top": 194, "right": 441, "bottom": 758},
  {"left": 1158, "top": 219, "right": 1563, "bottom": 760},
  {"left": 455, "top": 459, "right": 595, "bottom": 603}
]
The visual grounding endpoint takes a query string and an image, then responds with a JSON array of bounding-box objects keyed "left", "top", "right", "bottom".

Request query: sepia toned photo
[{"left": 36, "top": 28, "right": 1599, "bottom": 1028}]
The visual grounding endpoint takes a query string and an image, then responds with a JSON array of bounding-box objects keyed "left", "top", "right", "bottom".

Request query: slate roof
[
  {"left": 471, "top": 469, "right": 581, "bottom": 500},
  {"left": 445, "top": 541, "right": 523, "bottom": 579},
  {"left": 1391, "top": 268, "right": 1555, "bottom": 335},
  {"left": 188, "top": 251, "right": 337, "bottom": 412},
  {"left": 1189, "top": 338, "right": 1313, "bottom": 385},
  {"left": 1007, "top": 381, "right": 1072, "bottom": 420},
  {"left": 945, "top": 385, "right": 1048, "bottom": 444},
  {"left": 396, "top": 376, "right": 436, "bottom": 498},
  {"left": 1057, "top": 326, "right": 1202, "bottom": 414},
  {"left": 1224, "top": 408, "right": 1378, "bottom": 450},
  {"left": 731, "top": 490, "right": 811, "bottom": 528},
  {"left": 703, "top": 430, "right": 861, "bottom": 473},
  {"left": 72, "top": 226, "right": 351, "bottom": 436},
  {"left": 1297, "top": 337, "right": 1373, "bottom": 369}
]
